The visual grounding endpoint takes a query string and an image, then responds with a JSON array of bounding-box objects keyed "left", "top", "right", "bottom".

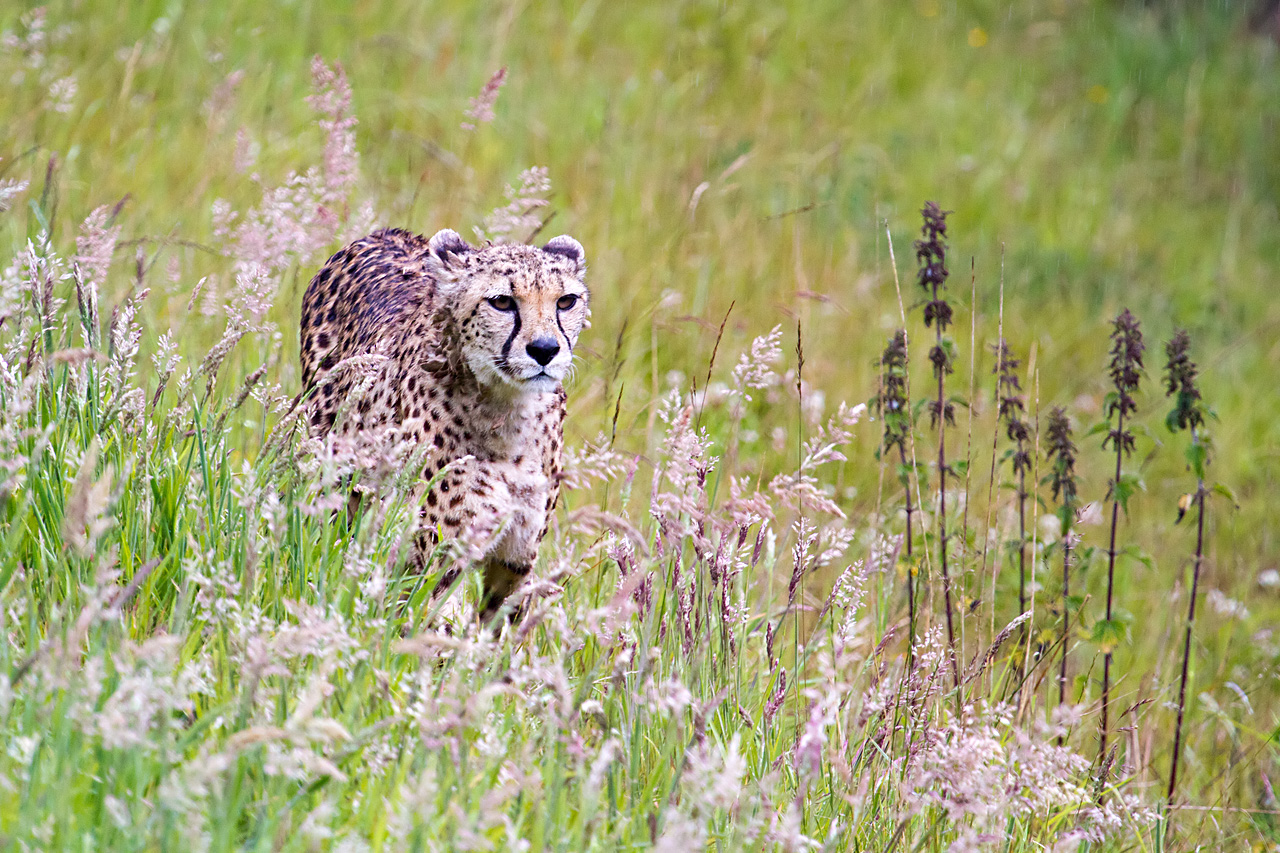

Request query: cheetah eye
[
  {"left": 487, "top": 295, "right": 517, "bottom": 312},
  {"left": 556, "top": 294, "right": 579, "bottom": 311}
]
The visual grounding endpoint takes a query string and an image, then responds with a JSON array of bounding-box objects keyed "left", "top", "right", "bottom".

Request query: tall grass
[
  {"left": 0, "top": 199, "right": 1159, "bottom": 850},
  {"left": 1, "top": 1, "right": 1277, "bottom": 849}
]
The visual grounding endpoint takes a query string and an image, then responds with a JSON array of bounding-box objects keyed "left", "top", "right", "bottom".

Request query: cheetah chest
[{"left": 416, "top": 388, "right": 561, "bottom": 566}]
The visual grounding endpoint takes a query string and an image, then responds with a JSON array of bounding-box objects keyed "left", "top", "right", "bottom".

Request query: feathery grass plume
[
  {"left": 1098, "top": 308, "right": 1144, "bottom": 768},
  {"left": 306, "top": 56, "right": 361, "bottom": 209},
  {"left": 873, "top": 330, "right": 916, "bottom": 659},
  {"left": 461, "top": 67, "right": 507, "bottom": 130},
  {"left": 74, "top": 204, "right": 119, "bottom": 307},
  {"left": 993, "top": 339, "right": 1033, "bottom": 633},
  {"left": 211, "top": 55, "right": 366, "bottom": 298},
  {"left": 475, "top": 166, "right": 552, "bottom": 245},
  {"left": 1045, "top": 406, "right": 1078, "bottom": 738},
  {"left": 1162, "top": 329, "right": 1211, "bottom": 818},
  {"left": 70, "top": 204, "right": 120, "bottom": 408},
  {"left": 0, "top": 176, "right": 28, "bottom": 213},
  {"left": 915, "top": 201, "right": 959, "bottom": 687},
  {"left": 61, "top": 441, "right": 114, "bottom": 559}
]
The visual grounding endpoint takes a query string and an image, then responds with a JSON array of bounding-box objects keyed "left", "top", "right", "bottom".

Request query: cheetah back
[{"left": 300, "top": 227, "right": 436, "bottom": 435}]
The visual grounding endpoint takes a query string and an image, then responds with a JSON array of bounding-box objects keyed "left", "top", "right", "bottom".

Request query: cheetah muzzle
[{"left": 300, "top": 227, "right": 589, "bottom": 623}]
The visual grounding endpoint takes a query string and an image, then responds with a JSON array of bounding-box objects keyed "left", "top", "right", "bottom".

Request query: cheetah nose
[{"left": 526, "top": 337, "right": 560, "bottom": 367}]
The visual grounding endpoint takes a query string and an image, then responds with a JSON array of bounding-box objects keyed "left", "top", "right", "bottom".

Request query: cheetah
[{"left": 300, "top": 226, "right": 589, "bottom": 622}]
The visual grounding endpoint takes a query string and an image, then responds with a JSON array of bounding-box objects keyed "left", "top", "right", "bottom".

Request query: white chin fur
[
  {"left": 522, "top": 374, "right": 560, "bottom": 392},
  {"left": 471, "top": 360, "right": 561, "bottom": 394},
  {"left": 467, "top": 349, "right": 566, "bottom": 393},
  {"left": 506, "top": 357, "right": 568, "bottom": 385}
]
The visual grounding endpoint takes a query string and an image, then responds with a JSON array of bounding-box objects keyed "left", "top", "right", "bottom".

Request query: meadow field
[{"left": 1, "top": 0, "right": 1278, "bottom": 849}]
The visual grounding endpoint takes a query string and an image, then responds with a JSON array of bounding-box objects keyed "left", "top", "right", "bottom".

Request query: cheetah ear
[
  {"left": 427, "top": 229, "right": 473, "bottom": 268},
  {"left": 542, "top": 235, "right": 585, "bottom": 276}
]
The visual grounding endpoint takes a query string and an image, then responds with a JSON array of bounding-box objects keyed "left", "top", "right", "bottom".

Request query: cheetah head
[{"left": 427, "top": 229, "right": 589, "bottom": 394}]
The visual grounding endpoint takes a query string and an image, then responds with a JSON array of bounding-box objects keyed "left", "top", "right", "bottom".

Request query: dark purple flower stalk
[
  {"left": 1163, "top": 330, "right": 1210, "bottom": 819},
  {"left": 1045, "top": 406, "right": 1078, "bottom": 743},
  {"left": 1099, "top": 308, "right": 1144, "bottom": 768},
  {"left": 875, "top": 330, "right": 916, "bottom": 662},
  {"left": 915, "top": 202, "right": 959, "bottom": 688},
  {"left": 994, "top": 339, "right": 1033, "bottom": 634}
]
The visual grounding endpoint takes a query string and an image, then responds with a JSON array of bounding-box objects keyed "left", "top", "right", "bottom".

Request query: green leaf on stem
[{"left": 1090, "top": 618, "right": 1128, "bottom": 653}]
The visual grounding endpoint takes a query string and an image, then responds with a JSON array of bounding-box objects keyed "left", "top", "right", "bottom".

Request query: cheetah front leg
[
  {"left": 473, "top": 463, "right": 554, "bottom": 625},
  {"left": 478, "top": 558, "right": 533, "bottom": 625},
  {"left": 416, "top": 541, "right": 528, "bottom": 628},
  {"left": 420, "top": 537, "right": 531, "bottom": 628},
  {"left": 414, "top": 456, "right": 549, "bottom": 626}
]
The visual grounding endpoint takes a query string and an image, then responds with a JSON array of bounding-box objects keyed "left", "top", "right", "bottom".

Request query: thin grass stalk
[
  {"left": 874, "top": 330, "right": 914, "bottom": 664},
  {"left": 793, "top": 319, "right": 804, "bottom": 721},
  {"left": 1166, "top": 479, "right": 1204, "bottom": 813},
  {"left": 1018, "top": 469, "right": 1027, "bottom": 623},
  {"left": 982, "top": 246, "right": 1005, "bottom": 655},
  {"left": 1099, "top": 406, "right": 1123, "bottom": 767},
  {"left": 1020, "top": 366, "right": 1041, "bottom": 710},
  {"left": 886, "top": 223, "right": 935, "bottom": 658},
  {"left": 901, "top": 442, "right": 915, "bottom": 662},
  {"left": 935, "top": 333, "right": 957, "bottom": 689},
  {"left": 962, "top": 258, "right": 976, "bottom": 653},
  {"left": 1163, "top": 329, "right": 1210, "bottom": 818},
  {"left": 994, "top": 339, "right": 1031, "bottom": 667},
  {"left": 1059, "top": 535, "right": 1072, "bottom": 730}
]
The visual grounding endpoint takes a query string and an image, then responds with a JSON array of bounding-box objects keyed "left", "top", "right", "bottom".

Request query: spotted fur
[{"left": 300, "top": 227, "right": 589, "bottom": 621}]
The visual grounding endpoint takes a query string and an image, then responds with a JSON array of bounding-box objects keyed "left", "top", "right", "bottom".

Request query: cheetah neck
[{"left": 438, "top": 377, "right": 553, "bottom": 463}]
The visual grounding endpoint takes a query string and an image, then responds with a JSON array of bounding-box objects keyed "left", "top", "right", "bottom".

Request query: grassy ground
[{"left": 1, "top": 0, "right": 1278, "bottom": 849}]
